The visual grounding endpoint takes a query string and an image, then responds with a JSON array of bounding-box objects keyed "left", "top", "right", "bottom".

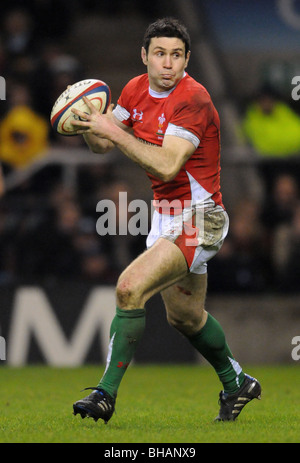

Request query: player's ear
[
  {"left": 185, "top": 50, "right": 191, "bottom": 69},
  {"left": 141, "top": 47, "right": 148, "bottom": 66}
]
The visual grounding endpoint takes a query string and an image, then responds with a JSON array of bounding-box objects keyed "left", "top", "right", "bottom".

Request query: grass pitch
[{"left": 0, "top": 364, "right": 299, "bottom": 443}]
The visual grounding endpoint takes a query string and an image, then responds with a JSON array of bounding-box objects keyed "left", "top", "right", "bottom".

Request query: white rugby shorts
[{"left": 146, "top": 205, "right": 229, "bottom": 274}]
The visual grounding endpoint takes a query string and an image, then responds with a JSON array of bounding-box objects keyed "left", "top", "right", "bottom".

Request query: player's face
[{"left": 141, "top": 37, "right": 190, "bottom": 93}]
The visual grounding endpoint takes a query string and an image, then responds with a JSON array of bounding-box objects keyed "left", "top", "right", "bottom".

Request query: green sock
[
  {"left": 98, "top": 307, "right": 145, "bottom": 398},
  {"left": 188, "top": 313, "right": 245, "bottom": 394}
]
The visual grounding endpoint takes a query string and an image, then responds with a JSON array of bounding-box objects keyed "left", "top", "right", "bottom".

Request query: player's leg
[
  {"left": 74, "top": 237, "right": 189, "bottom": 422},
  {"left": 97, "top": 237, "right": 188, "bottom": 394},
  {"left": 161, "top": 271, "right": 208, "bottom": 336},
  {"left": 161, "top": 272, "right": 261, "bottom": 421},
  {"left": 161, "top": 272, "right": 246, "bottom": 395}
]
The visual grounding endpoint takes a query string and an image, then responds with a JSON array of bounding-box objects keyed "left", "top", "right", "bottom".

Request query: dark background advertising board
[
  {"left": 0, "top": 283, "right": 299, "bottom": 366},
  {"left": 0, "top": 283, "right": 197, "bottom": 366}
]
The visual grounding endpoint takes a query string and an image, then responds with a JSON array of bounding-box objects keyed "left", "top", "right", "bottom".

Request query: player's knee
[
  {"left": 167, "top": 315, "right": 192, "bottom": 335},
  {"left": 167, "top": 311, "right": 204, "bottom": 337},
  {"left": 116, "top": 277, "right": 143, "bottom": 309}
]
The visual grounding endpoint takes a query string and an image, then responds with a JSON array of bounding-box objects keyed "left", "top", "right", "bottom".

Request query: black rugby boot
[
  {"left": 215, "top": 374, "right": 261, "bottom": 421},
  {"left": 73, "top": 387, "right": 115, "bottom": 424}
]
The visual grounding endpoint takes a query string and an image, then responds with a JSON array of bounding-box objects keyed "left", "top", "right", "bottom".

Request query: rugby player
[{"left": 71, "top": 17, "right": 261, "bottom": 423}]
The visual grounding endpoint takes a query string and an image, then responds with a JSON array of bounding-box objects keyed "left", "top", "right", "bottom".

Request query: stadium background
[{"left": 0, "top": 0, "right": 300, "bottom": 367}]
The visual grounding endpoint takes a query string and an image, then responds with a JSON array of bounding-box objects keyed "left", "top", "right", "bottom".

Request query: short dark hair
[{"left": 142, "top": 17, "right": 191, "bottom": 57}]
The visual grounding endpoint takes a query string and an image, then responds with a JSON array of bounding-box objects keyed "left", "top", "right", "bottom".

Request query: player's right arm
[{"left": 77, "top": 104, "right": 130, "bottom": 154}]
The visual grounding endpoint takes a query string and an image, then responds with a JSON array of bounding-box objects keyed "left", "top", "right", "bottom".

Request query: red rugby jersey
[{"left": 113, "top": 72, "right": 224, "bottom": 212}]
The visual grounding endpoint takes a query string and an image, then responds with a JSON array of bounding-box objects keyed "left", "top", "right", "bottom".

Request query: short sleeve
[{"left": 169, "top": 91, "right": 214, "bottom": 141}]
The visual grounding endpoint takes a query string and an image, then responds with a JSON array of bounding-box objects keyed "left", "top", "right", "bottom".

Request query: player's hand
[
  {"left": 105, "top": 103, "right": 115, "bottom": 120},
  {"left": 71, "top": 97, "right": 115, "bottom": 137}
]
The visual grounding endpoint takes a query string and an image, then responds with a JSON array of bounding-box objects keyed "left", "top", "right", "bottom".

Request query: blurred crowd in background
[{"left": 1, "top": 1, "right": 300, "bottom": 293}]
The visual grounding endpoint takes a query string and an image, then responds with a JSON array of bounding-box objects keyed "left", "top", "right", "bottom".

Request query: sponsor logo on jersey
[{"left": 132, "top": 108, "right": 143, "bottom": 121}]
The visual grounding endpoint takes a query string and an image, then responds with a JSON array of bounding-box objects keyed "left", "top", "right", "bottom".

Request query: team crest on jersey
[
  {"left": 132, "top": 108, "right": 143, "bottom": 121},
  {"left": 156, "top": 113, "right": 166, "bottom": 139}
]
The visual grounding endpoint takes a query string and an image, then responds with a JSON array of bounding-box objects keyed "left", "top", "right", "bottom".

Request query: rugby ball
[{"left": 50, "top": 79, "right": 111, "bottom": 135}]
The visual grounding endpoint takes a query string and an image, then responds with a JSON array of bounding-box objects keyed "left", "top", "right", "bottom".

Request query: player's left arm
[{"left": 72, "top": 97, "right": 196, "bottom": 181}]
